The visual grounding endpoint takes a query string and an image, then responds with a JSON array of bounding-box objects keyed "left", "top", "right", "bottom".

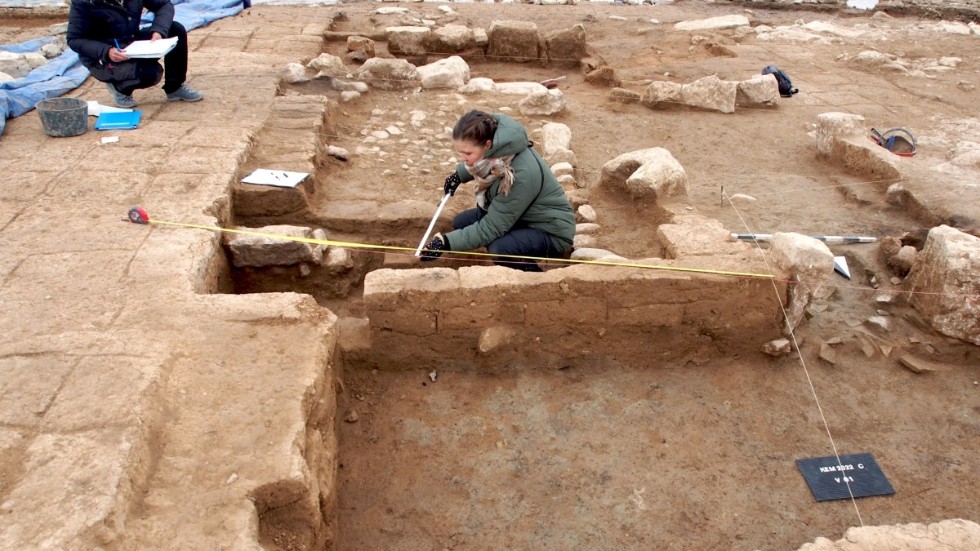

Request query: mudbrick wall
[{"left": 359, "top": 264, "right": 787, "bottom": 370}]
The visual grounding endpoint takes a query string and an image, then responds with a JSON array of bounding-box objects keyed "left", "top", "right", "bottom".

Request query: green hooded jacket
[{"left": 445, "top": 114, "right": 576, "bottom": 254}]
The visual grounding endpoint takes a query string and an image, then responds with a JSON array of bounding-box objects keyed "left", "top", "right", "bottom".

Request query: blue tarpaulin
[{"left": 0, "top": 0, "right": 245, "bottom": 136}]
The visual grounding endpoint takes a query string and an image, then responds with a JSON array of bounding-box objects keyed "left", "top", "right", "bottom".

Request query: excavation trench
[{"left": 216, "top": 71, "right": 793, "bottom": 549}]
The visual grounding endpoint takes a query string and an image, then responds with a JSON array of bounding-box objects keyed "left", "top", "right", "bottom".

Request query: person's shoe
[
  {"left": 166, "top": 84, "right": 204, "bottom": 102},
  {"left": 105, "top": 82, "right": 137, "bottom": 108}
]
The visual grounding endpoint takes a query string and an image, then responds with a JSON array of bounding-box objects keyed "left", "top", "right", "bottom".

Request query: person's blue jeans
[{"left": 452, "top": 208, "right": 558, "bottom": 272}]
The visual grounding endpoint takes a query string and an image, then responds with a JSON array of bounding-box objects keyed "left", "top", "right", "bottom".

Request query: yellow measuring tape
[{"left": 139, "top": 212, "right": 774, "bottom": 280}]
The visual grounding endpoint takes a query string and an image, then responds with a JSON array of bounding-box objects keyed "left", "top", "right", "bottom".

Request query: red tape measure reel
[{"left": 127, "top": 206, "right": 150, "bottom": 224}]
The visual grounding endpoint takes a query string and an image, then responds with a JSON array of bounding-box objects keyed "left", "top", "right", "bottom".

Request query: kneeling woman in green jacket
[{"left": 420, "top": 110, "right": 576, "bottom": 272}]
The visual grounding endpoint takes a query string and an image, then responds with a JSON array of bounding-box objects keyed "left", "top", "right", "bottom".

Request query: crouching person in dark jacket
[{"left": 67, "top": 0, "right": 203, "bottom": 108}]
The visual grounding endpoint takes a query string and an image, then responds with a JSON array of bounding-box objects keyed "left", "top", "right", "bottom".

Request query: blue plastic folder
[{"left": 94, "top": 110, "right": 141, "bottom": 130}]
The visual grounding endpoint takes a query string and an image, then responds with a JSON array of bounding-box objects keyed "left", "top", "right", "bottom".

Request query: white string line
[{"left": 725, "top": 191, "right": 866, "bottom": 527}]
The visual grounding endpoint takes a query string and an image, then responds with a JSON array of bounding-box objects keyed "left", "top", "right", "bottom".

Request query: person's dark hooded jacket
[{"left": 67, "top": 0, "right": 175, "bottom": 77}]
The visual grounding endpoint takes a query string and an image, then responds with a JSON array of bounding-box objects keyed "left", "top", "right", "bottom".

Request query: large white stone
[
  {"left": 680, "top": 75, "right": 737, "bottom": 114},
  {"left": 307, "top": 53, "right": 347, "bottom": 78},
  {"left": 459, "top": 77, "right": 495, "bottom": 94},
  {"left": 796, "top": 519, "right": 980, "bottom": 551},
  {"left": 907, "top": 226, "right": 980, "bottom": 345},
  {"left": 519, "top": 89, "right": 566, "bottom": 116},
  {"left": 736, "top": 74, "right": 780, "bottom": 106},
  {"left": 385, "top": 26, "right": 432, "bottom": 57},
  {"left": 597, "top": 148, "right": 688, "bottom": 201},
  {"left": 282, "top": 63, "right": 310, "bottom": 84},
  {"left": 770, "top": 232, "right": 834, "bottom": 332},
  {"left": 417, "top": 56, "right": 470, "bottom": 89},
  {"left": 494, "top": 81, "right": 548, "bottom": 95},
  {"left": 540, "top": 123, "right": 572, "bottom": 166},
  {"left": 356, "top": 58, "right": 420, "bottom": 90},
  {"left": 0, "top": 51, "right": 31, "bottom": 79},
  {"left": 487, "top": 20, "right": 540, "bottom": 63},
  {"left": 432, "top": 25, "right": 474, "bottom": 53},
  {"left": 674, "top": 15, "right": 750, "bottom": 32}
]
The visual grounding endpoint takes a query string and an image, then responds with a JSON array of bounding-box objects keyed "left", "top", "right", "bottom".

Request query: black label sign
[{"left": 796, "top": 452, "right": 895, "bottom": 502}]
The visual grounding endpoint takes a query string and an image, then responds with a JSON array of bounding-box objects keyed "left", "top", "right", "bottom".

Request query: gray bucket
[{"left": 36, "top": 97, "right": 89, "bottom": 137}]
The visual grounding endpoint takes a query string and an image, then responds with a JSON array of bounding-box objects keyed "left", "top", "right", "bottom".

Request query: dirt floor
[
  {"left": 4, "top": 2, "right": 979, "bottom": 550},
  {"left": 313, "top": 4, "right": 980, "bottom": 550}
]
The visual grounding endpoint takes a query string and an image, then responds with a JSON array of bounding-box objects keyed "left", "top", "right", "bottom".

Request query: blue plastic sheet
[{"left": 0, "top": 0, "right": 245, "bottom": 136}]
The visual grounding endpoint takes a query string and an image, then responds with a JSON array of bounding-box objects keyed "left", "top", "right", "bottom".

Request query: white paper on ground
[
  {"left": 241, "top": 169, "right": 309, "bottom": 188},
  {"left": 87, "top": 101, "right": 134, "bottom": 117}
]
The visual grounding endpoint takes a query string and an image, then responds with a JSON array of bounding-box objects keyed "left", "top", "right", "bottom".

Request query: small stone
[
  {"left": 808, "top": 303, "right": 828, "bottom": 313},
  {"left": 429, "top": 370, "right": 437, "bottom": 382},
  {"left": 345, "top": 410, "right": 359, "bottom": 423},
  {"left": 898, "top": 354, "right": 945, "bottom": 374},
  {"left": 879, "top": 344, "right": 893, "bottom": 358},
  {"left": 576, "top": 204, "right": 597, "bottom": 223},
  {"left": 326, "top": 145, "right": 349, "bottom": 161},
  {"left": 826, "top": 336, "right": 843, "bottom": 345},
  {"left": 762, "top": 338, "right": 792, "bottom": 357},
  {"left": 226, "top": 473, "right": 239, "bottom": 485},
  {"left": 857, "top": 336, "right": 876, "bottom": 358},
  {"left": 371, "top": 130, "right": 390, "bottom": 140},
  {"left": 875, "top": 293, "right": 895, "bottom": 303},
  {"left": 890, "top": 277, "right": 903, "bottom": 285},
  {"left": 818, "top": 343, "right": 837, "bottom": 365},
  {"left": 925, "top": 344, "right": 937, "bottom": 354},
  {"left": 729, "top": 193, "right": 757, "bottom": 203},
  {"left": 867, "top": 316, "right": 890, "bottom": 331},
  {"left": 340, "top": 91, "right": 361, "bottom": 102},
  {"left": 298, "top": 263, "right": 312, "bottom": 277}
]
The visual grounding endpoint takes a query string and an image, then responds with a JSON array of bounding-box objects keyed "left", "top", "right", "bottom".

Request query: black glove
[
  {"left": 443, "top": 171, "right": 461, "bottom": 196},
  {"left": 420, "top": 233, "right": 448, "bottom": 261}
]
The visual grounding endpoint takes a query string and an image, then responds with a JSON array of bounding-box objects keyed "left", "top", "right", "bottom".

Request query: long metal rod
[
  {"left": 415, "top": 193, "right": 452, "bottom": 256},
  {"left": 730, "top": 233, "right": 877, "bottom": 244}
]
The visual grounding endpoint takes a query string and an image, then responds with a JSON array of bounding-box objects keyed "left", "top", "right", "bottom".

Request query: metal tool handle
[{"left": 415, "top": 193, "right": 452, "bottom": 256}]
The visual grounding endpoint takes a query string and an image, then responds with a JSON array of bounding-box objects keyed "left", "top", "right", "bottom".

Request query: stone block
[
  {"left": 432, "top": 25, "right": 474, "bottom": 53},
  {"left": 576, "top": 205, "right": 597, "bottom": 223},
  {"left": 598, "top": 147, "right": 688, "bottom": 201},
  {"left": 283, "top": 62, "right": 310, "bottom": 83},
  {"left": 573, "top": 234, "right": 598, "bottom": 250},
  {"left": 586, "top": 66, "right": 621, "bottom": 88},
  {"left": 417, "top": 56, "right": 470, "bottom": 89},
  {"left": 736, "top": 74, "right": 779, "bottom": 106},
  {"left": 541, "top": 123, "right": 572, "bottom": 165},
  {"left": 325, "top": 247, "right": 354, "bottom": 273},
  {"left": 657, "top": 216, "right": 748, "bottom": 258},
  {"left": 641, "top": 81, "right": 683, "bottom": 108},
  {"left": 680, "top": 75, "right": 737, "bottom": 114},
  {"left": 347, "top": 36, "right": 376, "bottom": 57},
  {"left": 770, "top": 232, "right": 835, "bottom": 332},
  {"left": 674, "top": 15, "right": 750, "bottom": 32},
  {"left": 519, "top": 89, "right": 566, "bottom": 116},
  {"left": 225, "top": 225, "right": 325, "bottom": 268},
  {"left": 570, "top": 248, "right": 626, "bottom": 262},
  {"left": 907, "top": 225, "right": 980, "bottom": 345},
  {"left": 494, "top": 81, "right": 548, "bottom": 95},
  {"left": 364, "top": 268, "right": 461, "bottom": 308},
  {"left": 459, "top": 77, "right": 495, "bottom": 94},
  {"left": 385, "top": 26, "right": 432, "bottom": 57},
  {"left": 551, "top": 162, "right": 574, "bottom": 178},
  {"left": 546, "top": 24, "right": 587, "bottom": 68},
  {"left": 356, "top": 58, "right": 420, "bottom": 90},
  {"left": 576, "top": 223, "right": 600, "bottom": 235},
  {"left": 610, "top": 87, "right": 641, "bottom": 104},
  {"left": 307, "top": 53, "right": 347, "bottom": 78},
  {"left": 487, "top": 20, "right": 540, "bottom": 63},
  {"left": 814, "top": 112, "right": 866, "bottom": 156},
  {"left": 0, "top": 51, "right": 30, "bottom": 79}
]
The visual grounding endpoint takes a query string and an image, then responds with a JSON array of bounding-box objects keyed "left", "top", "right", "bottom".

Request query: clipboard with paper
[{"left": 122, "top": 37, "right": 179, "bottom": 59}]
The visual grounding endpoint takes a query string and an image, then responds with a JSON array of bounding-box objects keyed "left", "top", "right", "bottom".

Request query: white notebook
[{"left": 123, "top": 37, "right": 179, "bottom": 59}]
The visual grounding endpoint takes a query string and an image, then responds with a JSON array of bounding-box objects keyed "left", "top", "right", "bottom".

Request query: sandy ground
[{"left": 1, "top": 1, "right": 978, "bottom": 550}]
